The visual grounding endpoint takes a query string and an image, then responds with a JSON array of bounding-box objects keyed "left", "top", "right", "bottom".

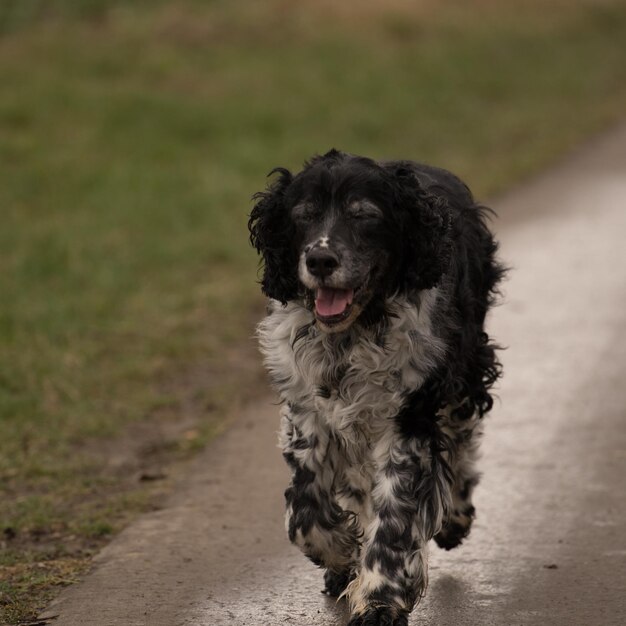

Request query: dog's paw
[
  {"left": 434, "top": 522, "right": 467, "bottom": 550},
  {"left": 322, "top": 569, "right": 352, "bottom": 597},
  {"left": 347, "top": 607, "right": 408, "bottom": 626},
  {"left": 434, "top": 505, "right": 475, "bottom": 550}
]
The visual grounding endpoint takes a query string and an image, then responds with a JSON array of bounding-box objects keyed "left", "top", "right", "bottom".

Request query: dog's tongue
[{"left": 315, "top": 288, "right": 353, "bottom": 317}]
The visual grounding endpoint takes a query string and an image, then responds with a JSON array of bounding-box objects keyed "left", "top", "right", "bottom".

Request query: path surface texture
[{"left": 43, "top": 125, "right": 626, "bottom": 626}]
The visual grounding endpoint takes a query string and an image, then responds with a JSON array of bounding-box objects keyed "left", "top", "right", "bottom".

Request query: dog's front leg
[
  {"left": 346, "top": 426, "right": 453, "bottom": 626},
  {"left": 280, "top": 407, "right": 360, "bottom": 575}
]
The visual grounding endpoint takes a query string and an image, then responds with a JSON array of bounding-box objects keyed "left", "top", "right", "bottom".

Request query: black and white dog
[{"left": 249, "top": 150, "right": 504, "bottom": 626}]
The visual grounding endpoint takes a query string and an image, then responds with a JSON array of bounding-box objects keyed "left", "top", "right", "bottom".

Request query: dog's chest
[{"left": 257, "top": 296, "right": 444, "bottom": 440}]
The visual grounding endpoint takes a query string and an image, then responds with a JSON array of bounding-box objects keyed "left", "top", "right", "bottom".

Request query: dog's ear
[
  {"left": 248, "top": 167, "right": 300, "bottom": 304},
  {"left": 389, "top": 166, "right": 452, "bottom": 292}
]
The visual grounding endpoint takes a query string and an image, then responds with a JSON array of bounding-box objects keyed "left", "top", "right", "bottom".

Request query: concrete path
[{"left": 42, "top": 125, "right": 626, "bottom": 626}]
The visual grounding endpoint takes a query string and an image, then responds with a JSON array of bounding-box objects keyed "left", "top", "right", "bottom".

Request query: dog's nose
[{"left": 306, "top": 249, "right": 339, "bottom": 278}]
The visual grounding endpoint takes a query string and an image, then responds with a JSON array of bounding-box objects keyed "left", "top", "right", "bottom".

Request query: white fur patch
[{"left": 258, "top": 291, "right": 445, "bottom": 446}]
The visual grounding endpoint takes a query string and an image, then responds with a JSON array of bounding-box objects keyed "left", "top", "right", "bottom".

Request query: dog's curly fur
[{"left": 249, "top": 150, "right": 504, "bottom": 625}]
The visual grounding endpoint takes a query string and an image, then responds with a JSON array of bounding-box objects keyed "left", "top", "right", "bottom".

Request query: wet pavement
[{"left": 43, "top": 124, "right": 626, "bottom": 626}]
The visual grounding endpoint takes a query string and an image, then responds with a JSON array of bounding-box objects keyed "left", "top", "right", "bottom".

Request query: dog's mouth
[
  {"left": 303, "top": 268, "right": 378, "bottom": 333},
  {"left": 312, "top": 284, "right": 370, "bottom": 333},
  {"left": 314, "top": 287, "right": 354, "bottom": 323}
]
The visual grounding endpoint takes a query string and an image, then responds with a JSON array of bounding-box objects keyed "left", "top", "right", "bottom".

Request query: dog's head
[{"left": 249, "top": 150, "right": 451, "bottom": 333}]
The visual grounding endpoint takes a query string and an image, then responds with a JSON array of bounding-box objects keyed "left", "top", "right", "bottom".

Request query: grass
[{"left": 0, "top": 0, "right": 625, "bottom": 622}]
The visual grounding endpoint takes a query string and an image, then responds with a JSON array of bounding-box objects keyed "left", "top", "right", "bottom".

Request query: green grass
[{"left": 1, "top": 1, "right": 625, "bottom": 622}]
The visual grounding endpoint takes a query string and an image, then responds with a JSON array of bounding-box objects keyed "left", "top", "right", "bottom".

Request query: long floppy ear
[
  {"left": 390, "top": 166, "right": 452, "bottom": 292},
  {"left": 248, "top": 167, "right": 300, "bottom": 304}
]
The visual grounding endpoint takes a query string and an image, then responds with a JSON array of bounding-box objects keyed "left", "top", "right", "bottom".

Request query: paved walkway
[{"left": 42, "top": 124, "right": 626, "bottom": 626}]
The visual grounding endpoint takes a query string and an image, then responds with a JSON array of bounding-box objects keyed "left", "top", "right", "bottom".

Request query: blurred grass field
[{"left": 1, "top": 0, "right": 625, "bottom": 622}]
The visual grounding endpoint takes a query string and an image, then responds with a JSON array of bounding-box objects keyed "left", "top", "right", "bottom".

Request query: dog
[{"left": 248, "top": 149, "right": 504, "bottom": 626}]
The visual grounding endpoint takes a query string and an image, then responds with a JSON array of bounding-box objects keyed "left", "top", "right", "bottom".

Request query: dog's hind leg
[
  {"left": 435, "top": 409, "right": 483, "bottom": 550},
  {"left": 280, "top": 407, "right": 360, "bottom": 574},
  {"left": 345, "top": 425, "right": 453, "bottom": 626}
]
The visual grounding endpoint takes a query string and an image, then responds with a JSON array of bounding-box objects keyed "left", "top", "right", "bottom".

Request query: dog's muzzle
[{"left": 305, "top": 248, "right": 339, "bottom": 280}]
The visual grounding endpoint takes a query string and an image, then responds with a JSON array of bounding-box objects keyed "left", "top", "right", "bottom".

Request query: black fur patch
[
  {"left": 347, "top": 606, "right": 409, "bottom": 626},
  {"left": 322, "top": 569, "right": 352, "bottom": 597}
]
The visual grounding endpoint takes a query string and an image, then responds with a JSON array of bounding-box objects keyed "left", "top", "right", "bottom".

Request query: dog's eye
[
  {"left": 347, "top": 203, "right": 383, "bottom": 221},
  {"left": 292, "top": 204, "right": 319, "bottom": 223},
  {"left": 295, "top": 212, "right": 317, "bottom": 224}
]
